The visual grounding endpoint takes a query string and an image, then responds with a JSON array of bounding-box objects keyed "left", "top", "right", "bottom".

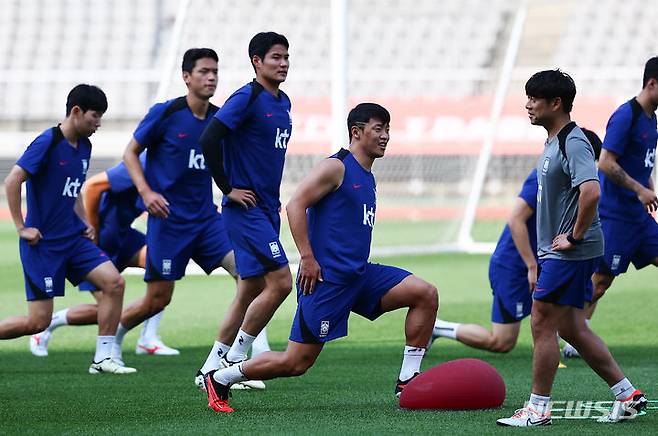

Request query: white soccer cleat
[
  {"left": 29, "top": 331, "right": 51, "bottom": 357},
  {"left": 135, "top": 337, "right": 180, "bottom": 356},
  {"left": 562, "top": 343, "right": 581, "bottom": 359},
  {"left": 597, "top": 390, "right": 647, "bottom": 423},
  {"left": 89, "top": 358, "right": 137, "bottom": 374},
  {"left": 496, "top": 406, "right": 552, "bottom": 427}
]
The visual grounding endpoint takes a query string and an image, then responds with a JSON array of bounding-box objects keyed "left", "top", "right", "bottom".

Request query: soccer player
[
  {"left": 203, "top": 103, "right": 439, "bottom": 413},
  {"left": 0, "top": 84, "right": 135, "bottom": 374},
  {"left": 589, "top": 56, "right": 658, "bottom": 316},
  {"left": 433, "top": 129, "right": 602, "bottom": 354},
  {"left": 497, "top": 70, "right": 646, "bottom": 427},
  {"left": 199, "top": 32, "right": 293, "bottom": 370},
  {"left": 115, "top": 48, "right": 237, "bottom": 366},
  {"left": 28, "top": 155, "right": 179, "bottom": 357}
]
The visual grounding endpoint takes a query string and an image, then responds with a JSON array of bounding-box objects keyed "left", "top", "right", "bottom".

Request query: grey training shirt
[{"left": 536, "top": 122, "right": 604, "bottom": 260}]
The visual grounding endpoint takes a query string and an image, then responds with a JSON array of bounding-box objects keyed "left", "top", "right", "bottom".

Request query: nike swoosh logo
[{"left": 138, "top": 344, "right": 161, "bottom": 354}]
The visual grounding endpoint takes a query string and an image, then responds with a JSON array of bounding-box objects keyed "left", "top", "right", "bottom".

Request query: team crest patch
[
  {"left": 44, "top": 277, "right": 53, "bottom": 293},
  {"left": 81, "top": 159, "right": 89, "bottom": 175},
  {"left": 611, "top": 255, "right": 621, "bottom": 271},
  {"left": 162, "top": 259, "right": 172, "bottom": 275},
  {"left": 269, "top": 241, "right": 281, "bottom": 258},
  {"left": 320, "top": 321, "right": 329, "bottom": 337},
  {"left": 542, "top": 157, "right": 550, "bottom": 174}
]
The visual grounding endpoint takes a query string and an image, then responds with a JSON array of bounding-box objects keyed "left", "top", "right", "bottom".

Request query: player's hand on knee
[
  {"left": 227, "top": 188, "right": 257, "bottom": 209},
  {"left": 18, "top": 226, "right": 42, "bottom": 245},
  {"left": 142, "top": 190, "right": 170, "bottom": 218},
  {"left": 298, "top": 255, "right": 322, "bottom": 295}
]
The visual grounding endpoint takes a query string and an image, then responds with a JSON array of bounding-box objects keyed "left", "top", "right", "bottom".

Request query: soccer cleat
[
  {"left": 219, "top": 356, "right": 266, "bottom": 390},
  {"left": 562, "top": 343, "right": 581, "bottom": 359},
  {"left": 195, "top": 370, "right": 206, "bottom": 391},
  {"left": 29, "top": 331, "right": 51, "bottom": 357},
  {"left": 395, "top": 372, "right": 419, "bottom": 398},
  {"left": 135, "top": 337, "right": 180, "bottom": 356},
  {"left": 204, "top": 370, "right": 234, "bottom": 413},
  {"left": 89, "top": 358, "right": 137, "bottom": 374},
  {"left": 496, "top": 406, "right": 552, "bottom": 427},
  {"left": 597, "top": 390, "right": 647, "bottom": 423}
]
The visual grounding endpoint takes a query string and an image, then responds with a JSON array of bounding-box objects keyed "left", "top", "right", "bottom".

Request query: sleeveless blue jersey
[
  {"left": 599, "top": 100, "right": 657, "bottom": 222},
  {"left": 133, "top": 97, "right": 219, "bottom": 223},
  {"left": 308, "top": 149, "right": 376, "bottom": 283},
  {"left": 215, "top": 80, "right": 292, "bottom": 213},
  {"left": 16, "top": 126, "right": 91, "bottom": 241},
  {"left": 97, "top": 156, "right": 145, "bottom": 253},
  {"left": 490, "top": 169, "right": 538, "bottom": 270}
]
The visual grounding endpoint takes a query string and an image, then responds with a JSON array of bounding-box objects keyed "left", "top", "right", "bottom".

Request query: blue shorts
[
  {"left": 222, "top": 205, "right": 288, "bottom": 279},
  {"left": 489, "top": 260, "right": 533, "bottom": 324},
  {"left": 596, "top": 214, "right": 658, "bottom": 276},
  {"left": 534, "top": 258, "right": 598, "bottom": 309},
  {"left": 20, "top": 236, "right": 110, "bottom": 301},
  {"left": 79, "top": 228, "right": 146, "bottom": 292},
  {"left": 144, "top": 212, "right": 233, "bottom": 282},
  {"left": 289, "top": 263, "right": 411, "bottom": 343}
]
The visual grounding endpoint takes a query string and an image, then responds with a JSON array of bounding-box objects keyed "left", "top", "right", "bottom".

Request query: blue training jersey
[
  {"left": 490, "top": 169, "right": 538, "bottom": 270},
  {"left": 16, "top": 126, "right": 91, "bottom": 241},
  {"left": 215, "top": 80, "right": 292, "bottom": 213},
  {"left": 599, "top": 99, "right": 657, "bottom": 222},
  {"left": 133, "top": 96, "right": 219, "bottom": 222},
  {"left": 308, "top": 149, "right": 376, "bottom": 283},
  {"left": 97, "top": 155, "right": 145, "bottom": 254}
]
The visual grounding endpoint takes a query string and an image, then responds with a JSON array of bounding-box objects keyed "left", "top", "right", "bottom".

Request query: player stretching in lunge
[
  {"left": 497, "top": 70, "right": 646, "bottom": 427},
  {"left": 204, "top": 103, "right": 439, "bottom": 413},
  {"left": 433, "top": 129, "right": 601, "bottom": 355},
  {"left": 198, "top": 32, "right": 293, "bottom": 383},
  {"left": 29, "top": 155, "right": 178, "bottom": 358},
  {"left": 0, "top": 84, "right": 135, "bottom": 374}
]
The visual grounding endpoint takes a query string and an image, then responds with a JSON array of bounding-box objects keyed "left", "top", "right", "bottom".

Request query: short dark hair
[
  {"left": 525, "top": 69, "right": 576, "bottom": 113},
  {"left": 347, "top": 103, "right": 391, "bottom": 141},
  {"left": 248, "top": 32, "right": 289, "bottom": 66},
  {"left": 642, "top": 56, "right": 658, "bottom": 88},
  {"left": 66, "top": 84, "right": 107, "bottom": 116},
  {"left": 580, "top": 127, "right": 602, "bottom": 160},
  {"left": 182, "top": 48, "right": 218, "bottom": 73}
]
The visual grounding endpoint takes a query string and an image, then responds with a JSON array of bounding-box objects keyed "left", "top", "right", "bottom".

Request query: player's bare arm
[
  {"left": 74, "top": 195, "right": 95, "bottom": 242},
  {"left": 599, "top": 148, "right": 658, "bottom": 212},
  {"left": 4, "top": 165, "right": 42, "bottom": 245},
  {"left": 81, "top": 171, "right": 110, "bottom": 237},
  {"left": 507, "top": 197, "right": 537, "bottom": 290},
  {"left": 286, "top": 158, "right": 345, "bottom": 294},
  {"left": 553, "top": 180, "right": 600, "bottom": 250},
  {"left": 123, "top": 137, "right": 169, "bottom": 218}
]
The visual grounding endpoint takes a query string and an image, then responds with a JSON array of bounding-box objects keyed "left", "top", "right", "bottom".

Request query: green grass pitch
[{"left": 0, "top": 221, "right": 656, "bottom": 435}]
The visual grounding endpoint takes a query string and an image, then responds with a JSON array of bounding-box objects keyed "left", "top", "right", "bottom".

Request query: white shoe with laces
[
  {"left": 219, "top": 356, "right": 266, "bottom": 390},
  {"left": 597, "top": 390, "right": 647, "bottom": 423},
  {"left": 496, "top": 406, "right": 552, "bottom": 427},
  {"left": 89, "top": 358, "right": 137, "bottom": 374},
  {"left": 29, "top": 331, "right": 51, "bottom": 357},
  {"left": 562, "top": 343, "right": 581, "bottom": 359},
  {"left": 135, "top": 337, "right": 180, "bottom": 355}
]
